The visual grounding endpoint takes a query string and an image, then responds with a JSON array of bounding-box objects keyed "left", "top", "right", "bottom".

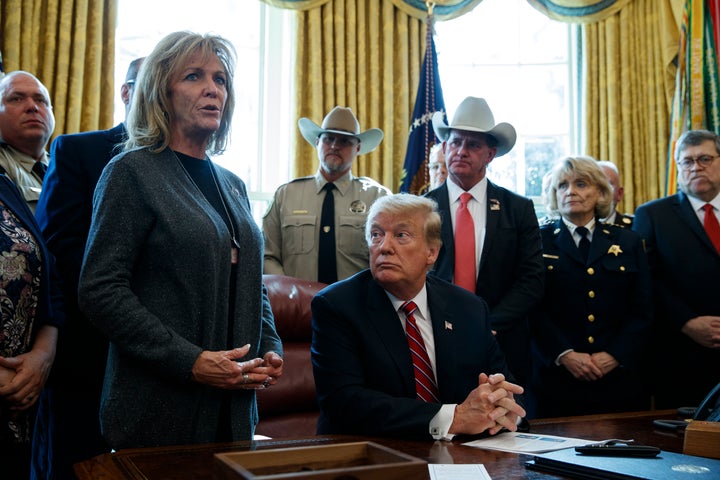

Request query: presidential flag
[
  {"left": 667, "top": 0, "right": 720, "bottom": 195},
  {"left": 399, "top": 18, "right": 446, "bottom": 194}
]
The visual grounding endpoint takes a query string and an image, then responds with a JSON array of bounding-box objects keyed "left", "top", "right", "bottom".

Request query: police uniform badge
[{"left": 349, "top": 200, "right": 367, "bottom": 214}]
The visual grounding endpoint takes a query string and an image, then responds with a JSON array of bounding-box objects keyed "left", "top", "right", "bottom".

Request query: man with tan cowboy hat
[
  {"left": 425, "top": 97, "right": 544, "bottom": 414},
  {"left": 263, "top": 106, "right": 391, "bottom": 283}
]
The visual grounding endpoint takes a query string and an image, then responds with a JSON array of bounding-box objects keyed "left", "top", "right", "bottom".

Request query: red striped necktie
[{"left": 400, "top": 301, "right": 440, "bottom": 403}]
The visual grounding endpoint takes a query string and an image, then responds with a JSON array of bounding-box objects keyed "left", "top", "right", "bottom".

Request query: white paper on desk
[
  {"left": 463, "top": 432, "right": 594, "bottom": 454},
  {"left": 428, "top": 464, "right": 492, "bottom": 480}
]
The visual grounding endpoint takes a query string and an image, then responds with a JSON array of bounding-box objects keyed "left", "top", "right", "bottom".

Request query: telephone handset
[
  {"left": 693, "top": 381, "right": 720, "bottom": 422},
  {"left": 653, "top": 382, "right": 720, "bottom": 430}
]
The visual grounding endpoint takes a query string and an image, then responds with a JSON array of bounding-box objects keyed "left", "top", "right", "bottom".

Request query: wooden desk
[{"left": 75, "top": 410, "right": 685, "bottom": 479}]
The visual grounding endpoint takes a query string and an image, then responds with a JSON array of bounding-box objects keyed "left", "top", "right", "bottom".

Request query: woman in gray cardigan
[{"left": 78, "top": 32, "right": 283, "bottom": 449}]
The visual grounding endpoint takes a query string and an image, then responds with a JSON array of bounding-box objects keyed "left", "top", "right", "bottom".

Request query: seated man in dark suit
[{"left": 311, "top": 193, "right": 525, "bottom": 439}]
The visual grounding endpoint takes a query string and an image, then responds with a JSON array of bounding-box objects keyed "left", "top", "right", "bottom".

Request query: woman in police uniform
[{"left": 531, "top": 156, "right": 652, "bottom": 417}]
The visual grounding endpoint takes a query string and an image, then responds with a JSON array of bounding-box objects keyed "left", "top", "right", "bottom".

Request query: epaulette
[
  {"left": 538, "top": 216, "right": 559, "bottom": 227},
  {"left": 287, "top": 175, "right": 315, "bottom": 184}
]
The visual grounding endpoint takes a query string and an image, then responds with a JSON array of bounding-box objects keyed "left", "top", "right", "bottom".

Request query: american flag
[{"left": 399, "top": 16, "right": 445, "bottom": 194}]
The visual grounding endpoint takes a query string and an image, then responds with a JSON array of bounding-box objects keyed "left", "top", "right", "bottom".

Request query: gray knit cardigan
[{"left": 78, "top": 146, "right": 282, "bottom": 449}]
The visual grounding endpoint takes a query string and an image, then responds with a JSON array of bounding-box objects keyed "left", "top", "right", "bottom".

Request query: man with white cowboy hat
[
  {"left": 263, "top": 106, "right": 391, "bottom": 284},
  {"left": 425, "top": 97, "right": 544, "bottom": 411}
]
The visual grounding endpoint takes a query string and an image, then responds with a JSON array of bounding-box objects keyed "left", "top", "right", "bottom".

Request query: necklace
[{"left": 173, "top": 150, "right": 240, "bottom": 265}]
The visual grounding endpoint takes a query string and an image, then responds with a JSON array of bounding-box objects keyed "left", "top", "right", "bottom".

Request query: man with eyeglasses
[
  {"left": 263, "top": 106, "right": 391, "bottom": 283},
  {"left": 32, "top": 58, "right": 144, "bottom": 480},
  {"left": 0, "top": 71, "right": 55, "bottom": 212},
  {"left": 633, "top": 129, "right": 720, "bottom": 410}
]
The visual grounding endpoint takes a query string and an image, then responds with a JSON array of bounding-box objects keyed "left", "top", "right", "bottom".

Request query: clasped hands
[
  {"left": 450, "top": 373, "right": 526, "bottom": 436},
  {"left": 192, "top": 344, "right": 283, "bottom": 390},
  {"left": 0, "top": 349, "right": 53, "bottom": 411},
  {"left": 560, "top": 351, "right": 618, "bottom": 381}
]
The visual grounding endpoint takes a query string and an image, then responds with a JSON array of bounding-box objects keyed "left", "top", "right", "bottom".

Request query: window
[
  {"left": 434, "top": 0, "right": 577, "bottom": 217},
  {"left": 115, "top": 0, "right": 575, "bottom": 221},
  {"left": 114, "top": 0, "right": 293, "bottom": 223}
]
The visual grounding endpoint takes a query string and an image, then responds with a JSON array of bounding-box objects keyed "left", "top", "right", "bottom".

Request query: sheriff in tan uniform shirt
[
  {"left": 0, "top": 143, "right": 48, "bottom": 213},
  {"left": 263, "top": 170, "right": 390, "bottom": 282}
]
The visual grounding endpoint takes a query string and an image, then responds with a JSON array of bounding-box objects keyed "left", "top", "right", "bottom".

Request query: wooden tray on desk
[{"left": 213, "top": 441, "right": 427, "bottom": 480}]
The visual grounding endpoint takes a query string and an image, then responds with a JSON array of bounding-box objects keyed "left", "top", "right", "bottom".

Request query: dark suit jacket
[
  {"left": 425, "top": 181, "right": 544, "bottom": 386},
  {"left": 35, "top": 123, "right": 126, "bottom": 388},
  {"left": 633, "top": 192, "right": 720, "bottom": 407},
  {"left": 311, "top": 270, "right": 512, "bottom": 438}
]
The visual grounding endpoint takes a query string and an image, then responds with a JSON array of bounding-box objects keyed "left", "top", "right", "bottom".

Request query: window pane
[
  {"left": 434, "top": 0, "right": 574, "bottom": 218},
  {"left": 115, "top": 0, "right": 293, "bottom": 224}
]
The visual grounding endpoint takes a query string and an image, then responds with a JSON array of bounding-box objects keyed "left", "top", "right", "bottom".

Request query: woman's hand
[
  {"left": 590, "top": 352, "right": 619, "bottom": 375},
  {"left": 248, "top": 351, "right": 283, "bottom": 388},
  {"left": 191, "top": 344, "right": 281, "bottom": 390},
  {"left": 0, "top": 325, "right": 57, "bottom": 410},
  {"left": 560, "top": 351, "right": 604, "bottom": 381}
]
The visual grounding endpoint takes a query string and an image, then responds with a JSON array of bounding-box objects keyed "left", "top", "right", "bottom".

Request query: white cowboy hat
[
  {"left": 298, "top": 106, "right": 384, "bottom": 155},
  {"left": 432, "top": 97, "right": 517, "bottom": 157}
]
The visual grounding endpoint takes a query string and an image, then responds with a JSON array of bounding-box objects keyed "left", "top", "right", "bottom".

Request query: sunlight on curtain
[
  {"left": 531, "top": 0, "right": 682, "bottom": 211},
  {"left": 293, "top": 0, "right": 424, "bottom": 191},
  {"left": 583, "top": 0, "right": 679, "bottom": 210}
]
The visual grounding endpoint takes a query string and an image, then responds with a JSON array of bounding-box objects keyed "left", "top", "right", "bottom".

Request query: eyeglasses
[
  {"left": 677, "top": 154, "right": 720, "bottom": 170},
  {"left": 320, "top": 134, "right": 358, "bottom": 148}
]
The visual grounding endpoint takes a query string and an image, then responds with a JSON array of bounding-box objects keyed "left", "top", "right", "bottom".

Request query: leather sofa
[{"left": 255, "top": 274, "right": 326, "bottom": 438}]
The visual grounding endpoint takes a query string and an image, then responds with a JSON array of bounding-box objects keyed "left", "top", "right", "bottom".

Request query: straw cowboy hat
[
  {"left": 298, "top": 106, "right": 384, "bottom": 155},
  {"left": 432, "top": 97, "right": 517, "bottom": 157}
]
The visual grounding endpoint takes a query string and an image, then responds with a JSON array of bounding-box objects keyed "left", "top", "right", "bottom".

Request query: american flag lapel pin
[
  {"left": 445, "top": 321, "right": 453, "bottom": 331},
  {"left": 490, "top": 198, "right": 500, "bottom": 211}
]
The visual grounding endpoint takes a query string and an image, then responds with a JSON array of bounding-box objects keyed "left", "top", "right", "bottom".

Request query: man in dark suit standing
[
  {"left": 311, "top": 194, "right": 525, "bottom": 439},
  {"left": 633, "top": 129, "right": 720, "bottom": 409},
  {"left": 32, "top": 58, "right": 144, "bottom": 479},
  {"left": 424, "top": 97, "right": 544, "bottom": 403}
]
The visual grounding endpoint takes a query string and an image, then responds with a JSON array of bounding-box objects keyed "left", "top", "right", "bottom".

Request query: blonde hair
[
  {"left": 125, "top": 31, "right": 236, "bottom": 155},
  {"left": 545, "top": 156, "right": 613, "bottom": 219}
]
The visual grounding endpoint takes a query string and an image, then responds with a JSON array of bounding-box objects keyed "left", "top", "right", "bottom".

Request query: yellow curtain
[
  {"left": 0, "top": 0, "right": 117, "bottom": 141},
  {"left": 583, "top": 0, "right": 681, "bottom": 211},
  {"left": 293, "top": 0, "right": 424, "bottom": 191}
]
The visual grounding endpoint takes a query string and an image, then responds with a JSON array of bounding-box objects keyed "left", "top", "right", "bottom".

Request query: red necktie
[
  {"left": 454, "top": 192, "right": 476, "bottom": 292},
  {"left": 703, "top": 204, "right": 720, "bottom": 254},
  {"left": 400, "top": 301, "right": 440, "bottom": 403}
]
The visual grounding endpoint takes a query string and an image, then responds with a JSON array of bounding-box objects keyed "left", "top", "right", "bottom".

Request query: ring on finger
[{"left": 243, "top": 373, "right": 249, "bottom": 384}]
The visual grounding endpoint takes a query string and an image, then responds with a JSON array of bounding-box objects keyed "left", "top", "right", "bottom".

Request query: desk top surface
[{"left": 75, "top": 410, "right": 686, "bottom": 480}]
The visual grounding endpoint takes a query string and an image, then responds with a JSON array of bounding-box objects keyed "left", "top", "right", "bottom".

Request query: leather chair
[{"left": 255, "top": 274, "right": 326, "bottom": 438}]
